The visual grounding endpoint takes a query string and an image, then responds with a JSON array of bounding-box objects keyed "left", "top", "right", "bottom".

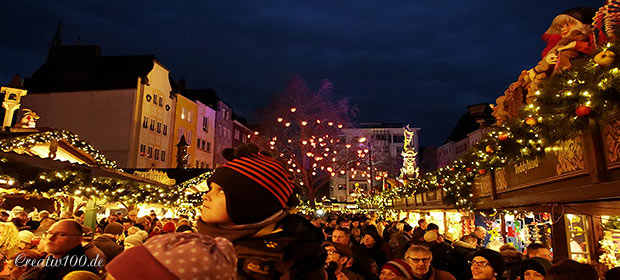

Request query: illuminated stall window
[{"left": 566, "top": 214, "right": 591, "bottom": 263}]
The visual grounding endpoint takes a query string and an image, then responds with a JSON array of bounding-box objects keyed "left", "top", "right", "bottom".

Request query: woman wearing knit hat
[
  {"left": 197, "top": 144, "right": 326, "bottom": 279},
  {"left": 471, "top": 249, "right": 505, "bottom": 280}
]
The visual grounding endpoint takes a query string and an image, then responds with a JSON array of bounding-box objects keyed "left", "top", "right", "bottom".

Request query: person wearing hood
[
  {"left": 196, "top": 144, "right": 326, "bottom": 279},
  {"left": 451, "top": 235, "right": 478, "bottom": 280}
]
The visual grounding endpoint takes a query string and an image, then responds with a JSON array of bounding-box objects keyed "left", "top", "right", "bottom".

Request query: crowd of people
[{"left": 0, "top": 144, "right": 618, "bottom": 279}]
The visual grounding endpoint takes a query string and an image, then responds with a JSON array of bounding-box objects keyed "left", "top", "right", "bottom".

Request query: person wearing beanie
[
  {"left": 95, "top": 222, "right": 125, "bottom": 262},
  {"left": 17, "top": 230, "right": 35, "bottom": 249},
  {"left": 196, "top": 144, "right": 326, "bottom": 279},
  {"left": 106, "top": 232, "right": 236, "bottom": 280},
  {"left": 471, "top": 249, "right": 504, "bottom": 280},
  {"left": 162, "top": 221, "right": 176, "bottom": 233},
  {"left": 520, "top": 257, "right": 552, "bottom": 280},
  {"left": 380, "top": 259, "right": 414, "bottom": 280},
  {"left": 404, "top": 245, "right": 456, "bottom": 280}
]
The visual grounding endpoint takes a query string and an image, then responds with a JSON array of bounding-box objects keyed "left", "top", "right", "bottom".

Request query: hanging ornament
[
  {"left": 575, "top": 105, "right": 592, "bottom": 117},
  {"left": 450, "top": 167, "right": 455, "bottom": 171},
  {"left": 485, "top": 145, "right": 494, "bottom": 154},
  {"left": 594, "top": 50, "right": 616, "bottom": 67},
  {"left": 466, "top": 167, "right": 472, "bottom": 173},
  {"left": 525, "top": 117, "right": 538, "bottom": 126},
  {"left": 479, "top": 169, "right": 487, "bottom": 175},
  {"left": 498, "top": 133, "right": 509, "bottom": 141}
]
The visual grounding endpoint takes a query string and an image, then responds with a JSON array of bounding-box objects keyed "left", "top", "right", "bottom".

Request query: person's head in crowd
[
  {"left": 127, "top": 210, "right": 138, "bottom": 222},
  {"left": 310, "top": 217, "right": 322, "bottom": 228},
  {"left": 177, "top": 219, "right": 190, "bottom": 227},
  {"left": 135, "top": 217, "right": 149, "bottom": 230},
  {"left": 5, "top": 249, "right": 45, "bottom": 279},
  {"left": 323, "top": 241, "right": 352, "bottom": 275},
  {"left": 175, "top": 225, "right": 193, "bottom": 233},
  {"left": 44, "top": 219, "right": 84, "bottom": 258},
  {"left": 520, "top": 257, "right": 552, "bottom": 280},
  {"left": 424, "top": 231, "right": 439, "bottom": 244},
  {"left": 0, "top": 211, "right": 9, "bottom": 222},
  {"left": 473, "top": 226, "right": 487, "bottom": 240},
  {"left": 499, "top": 243, "right": 517, "bottom": 252},
  {"left": 0, "top": 222, "right": 19, "bottom": 256},
  {"left": 526, "top": 243, "right": 552, "bottom": 261},
  {"left": 127, "top": 226, "right": 140, "bottom": 236},
  {"left": 403, "top": 223, "right": 413, "bottom": 234},
  {"left": 17, "top": 230, "right": 35, "bottom": 249},
  {"left": 11, "top": 217, "right": 25, "bottom": 228},
  {"left": 74, "top": 210, "right": 85, "bottom": 224},
  {"left": 115, "top": 211, "right": 124, "bottom": 219},
  {"left": 39, "top": 210, "right": 50, "bottom": 221},
  {"left": 149, "top": 212, "right": 157, "bottom": 220},
  {"left": 418, "top": 219, "right": 428, "bottom": 230},
  {"left": 380, "top": 259, "right": 414, "bottom": 280},
  {"left": 59, "top": 211, "right": 73, "bottom": 219},
  {"left": 63, "top": 270, "right": 101, "bottom": 280},
  {"left": 103, "top": 222, "right": 124, "bottom": 242},
  {"left": 108, "top": 214, "right": 119, "bottom": 224},
  {"left": 106, "top": 233, "right": 236, "bottom": 280},
  {"left": 351, "top": 227, "right": 361, "bottom": 238},
  {"left": 351, "top": 218, "right": 360, "bottom": 228},
  {"left": 162, "top": 221, "right": 176, "bottom": 233},
  {"left": 15, "top": 211, "right": 29, "bottom": 223},
  {"left": 331, "top": 227, "right": 350, "bottom": 246},
  {"left": 461, "top": 234, "right": 478, "bottom": 246},
  {"left": 426, "top": 223, "right": 439, "bottom": 233},
  {"left": 544, "top": 259, "right": 598, "bottom": 280},
  {"left": 471, "top": 249, "right": 504, "bottom": 280},
  {"left": 327, "top": 218, "right": 338, "bottom": 228},
  {"left": 404, "top": 245, "right": 433, "bottom": 279},
  {"left": 606, "top": 266, "right": 620, "bottom": 280},
  {"left": 200, "top": 144, "right": 299, "bottom": 226},
  {"left": 362, "top": 231, "right": 381, "bottom": 249},
  {"left": 121, "top": 219, "right": 134, "bottom": 231}
]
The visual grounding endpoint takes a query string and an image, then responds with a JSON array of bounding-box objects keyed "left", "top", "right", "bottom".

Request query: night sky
[{"left": 0, "top": 0, "right": 605, "bottom": 147}]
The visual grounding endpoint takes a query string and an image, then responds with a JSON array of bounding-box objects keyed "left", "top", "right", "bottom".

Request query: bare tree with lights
[{"left": 251, "top": 75, "right": 359, "bottom": 208}]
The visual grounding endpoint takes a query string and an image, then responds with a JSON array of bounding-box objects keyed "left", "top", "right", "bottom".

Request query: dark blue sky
[{"left": 0, "top": 0, "right": 604, "bottom": 146}]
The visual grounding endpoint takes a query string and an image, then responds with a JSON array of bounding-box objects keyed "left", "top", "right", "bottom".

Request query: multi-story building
[
  {"left": 23, "top": 44, "right": 176, "bottom": 168},
  {"left": 232, "top": 113, "right": 251, "bottom": 147},
  {"left": 172, "top": 94, "right": 198, "bottom": 168},
  {"left": 194, "top": 100, "right": 216, "bottom": 168},
  {"left": 330, "top": 123, "right": 420, "bottom": 202},
  {"left": 436, "top": 104, "right": 495, "bottom": 169}
]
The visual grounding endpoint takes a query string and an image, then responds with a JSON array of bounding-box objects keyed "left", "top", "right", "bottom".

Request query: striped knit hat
[
  {"left": 208, "top": 152, "right": 296, "bottom": 224},
  {"left": 381, "top": 259, "right": 414, "bottom": 278}
]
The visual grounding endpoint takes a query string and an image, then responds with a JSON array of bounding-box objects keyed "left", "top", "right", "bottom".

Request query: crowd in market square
[{"left": 0, "top": 145, "right": 618, "bottom": 280}]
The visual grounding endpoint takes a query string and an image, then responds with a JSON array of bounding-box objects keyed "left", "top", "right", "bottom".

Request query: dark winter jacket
[
  {"left": 94, "top": 234, "right": 124, "bottom": 262},
  {"left": 198, "top": 212, "right": 327, "bottom": 279},
  {"left": 34, "top": 245, "right": 97, "bottom": 280},
  {"left": 451, "top": 240, "right": 477, "bottom": 280}
]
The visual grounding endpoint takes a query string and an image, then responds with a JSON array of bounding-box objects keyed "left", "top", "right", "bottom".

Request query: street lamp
[{"left": 358, "top": 137, "right": 373, "bottom": 191}]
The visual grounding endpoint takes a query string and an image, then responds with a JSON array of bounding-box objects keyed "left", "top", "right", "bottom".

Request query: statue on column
[{"left": 400, "top": 125, "right": 419, "bottom": 180}]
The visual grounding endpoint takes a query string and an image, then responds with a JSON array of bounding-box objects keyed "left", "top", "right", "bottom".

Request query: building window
[
  {"left": 159, "top": 96, "right": 163, "bottom": 107},
  {"left": 155, "top": 148, "right": 160, "bottom": 160},
  {"left": 196, "top": 160, "right": 199, "bottom": 168},
  {"left": 234, "top": 130, "right": 240, "bottom": 140},
  {"left": 139, "top": 144, "right": 146, "bottom": 157},
  {"left": 157, "top": 122, "right": 161, "bottom": 134},
  {"left": 197, "top": 138, "right": 201, "bottom": 149},
  {"left": 161, "top": 151, "right": 166, "bottom": 162},
  {"left": 150, "top": 119, "right": 155, "bottom": 131},
  {"left": 203, "top": 117, "right": 208, "bottom": 131},
  {"left": 206, "top": 142, "right": 211, "bottom": 152},
  {"left": 188, "top": 111, "right": 192, "bottom": 122},
  {"left": 153, "top": 94, "right": 158, "bottom": 105},
  {"left": 181, "top": 108, "right": 186, "bottom": 120},
  {"left": 163, "top": 124, "right": 168, "bottom": 136},
  {"left": 179, "top": 128, "right": 184, "bottom": 141},
  {"left": 242, "top": 135, "right": 247, "bottom": 143},
  {"left": 147, "top": 146, "right": 153, "bottom": 158},
  {"left": 187, "top": 131, "right": 192, "bottom": 143},
  {"left": 143, "top": 116, "right": 148, "bottom": 128},
  {"left": 201, "top": 140, "right": 206, "bottom": 150}
]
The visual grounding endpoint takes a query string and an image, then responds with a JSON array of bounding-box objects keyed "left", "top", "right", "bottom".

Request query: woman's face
[
  {"left": 362, "top": 234, "right": 376, "bottom": 248},
  {"left": 523, "top": 270, "right": 544, "bottom": 280},
  {"left": 200, "top": 183, "right": 233, "bottom": 225}
]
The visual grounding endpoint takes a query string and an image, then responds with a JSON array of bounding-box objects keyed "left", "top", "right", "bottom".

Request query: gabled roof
[
  {"left": 181, "top": 89, "right": 220, "bottom": 110},
  {"left": 444, "top": 113, "right": 480, "bottom": 143},
  {"left": 24, "top": 45, "right": 157, "bottom": 93}
]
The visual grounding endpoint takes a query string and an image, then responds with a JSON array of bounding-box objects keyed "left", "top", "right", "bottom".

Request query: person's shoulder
[
  {"left": 434, "top": 268, "right": 457, "bottom": 280},
  {"left": 281, "top": 214, "right": 324, "bottom": 240}
]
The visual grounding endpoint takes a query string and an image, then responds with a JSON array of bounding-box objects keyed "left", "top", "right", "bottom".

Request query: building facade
[
  {"left": 172, "top": 94, "right": 198, "bottom": 168},
  {"left": 194, "top": 100, "right": 216, "bottom": 168},
  {"left": 23, "top": 45, "right": 176, "bottom": 168}
]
